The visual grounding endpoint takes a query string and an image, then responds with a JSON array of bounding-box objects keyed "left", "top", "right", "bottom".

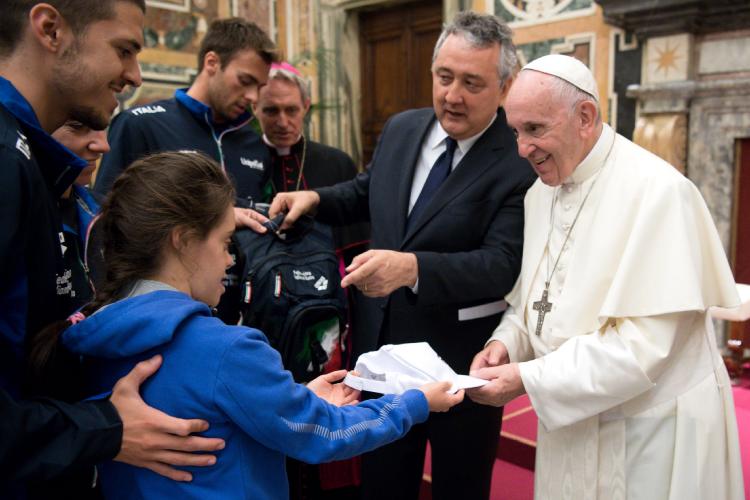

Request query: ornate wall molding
[
  {"left": 147, "top": 0, "right": 191, "bottom": 13},
  {"left": 628, "top": 77, "right": 750, "bottom": 100},
  {"left": 596, "top": 0, "right": 750, "bottom": 38},
  {"left": 628, "top": 76, "right": 750, "bottom": 254},
  {"left": 496, "top": 0, "right": 596, "bottom": 28},
  {"left": 632, "top": 114, "right": 687, "bottom": 174}
]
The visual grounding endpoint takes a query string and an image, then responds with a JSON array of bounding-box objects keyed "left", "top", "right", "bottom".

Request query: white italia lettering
[{"left": 131, "top": 105, "right": 167, "bottom": 116}]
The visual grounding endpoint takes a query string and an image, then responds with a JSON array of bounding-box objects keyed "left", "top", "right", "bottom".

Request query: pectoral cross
[{"left": 533, "top": 285, "right": 553, "bottom": 336}]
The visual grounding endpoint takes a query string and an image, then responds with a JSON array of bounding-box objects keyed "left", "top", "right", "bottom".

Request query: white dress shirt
[{"left": 407, "top": 115, "right": 496, "bottom": 214}]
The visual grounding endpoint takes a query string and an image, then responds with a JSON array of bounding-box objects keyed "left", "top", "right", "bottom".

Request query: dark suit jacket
[{"left": 315, "top": 108, "right": 536, "bottom": 372}]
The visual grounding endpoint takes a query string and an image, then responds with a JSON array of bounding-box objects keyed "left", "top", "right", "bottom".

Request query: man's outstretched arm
[{"left": 1, "top": 355, "right": 225, "bottom": 484}]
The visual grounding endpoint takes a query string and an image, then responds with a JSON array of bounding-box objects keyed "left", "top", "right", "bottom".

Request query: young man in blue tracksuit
[
  {"left": 95, "top": 18, "right": 278, "bottom": 323},
  {"left": 94, "top": 18, "right": 275, "bottom": 214},
  {"left": 0, "top": 0, "right": 224, "bottom": 491},
  {"left": 0, "top": 78, "right": 89, "bottom": 398}
]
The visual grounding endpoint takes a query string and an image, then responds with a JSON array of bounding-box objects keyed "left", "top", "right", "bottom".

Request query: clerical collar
[
  {"left": 262, "top": 133, "right": 302, "bottom": 156},
  {"left": 566, "top": 124, "right": 615, "bottom": 185},
  {"left": 428, "top": 112, "right": 497, "bottom": 156}
]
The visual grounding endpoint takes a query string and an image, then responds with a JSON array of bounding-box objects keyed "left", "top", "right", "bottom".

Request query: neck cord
[
  {"left": 273, "top": 134, "right": 307, "bottom": 193},
  {"left": 543, "top": 134, "right": 616, "bottom": 289}
]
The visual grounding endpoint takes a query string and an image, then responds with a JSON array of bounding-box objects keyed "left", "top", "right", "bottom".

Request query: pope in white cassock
[{"left": 467, "top": 54, "right": 745, "bottom": 500}]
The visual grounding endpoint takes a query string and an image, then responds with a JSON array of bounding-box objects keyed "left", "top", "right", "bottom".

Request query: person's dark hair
[
  {"left": 29, "top": 151, "right": 235, "bottom": 374},
  {"left": 197, "top": 17, "right": 277, "bottom": 72},
  {"left": 0, "top": 0, "right": 146, "bottom": 57},
  {"left": 433, "top": 11, "right": 517, "bottom": 87}
]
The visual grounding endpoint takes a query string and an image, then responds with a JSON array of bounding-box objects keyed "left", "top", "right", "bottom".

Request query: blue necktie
[{"left": 407, "top": 137, "right": 457, "bottom": 231}]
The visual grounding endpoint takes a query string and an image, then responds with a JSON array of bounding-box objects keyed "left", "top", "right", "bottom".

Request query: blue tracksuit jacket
[
  {"left": 94, "top": 89, "right": 270, "bottom": 203},
  {"left": 0, "top": 76, "right": 85, "bottom": 396},
  {"left": 62, "top": 290, "right": 429, "bottom": 499}
]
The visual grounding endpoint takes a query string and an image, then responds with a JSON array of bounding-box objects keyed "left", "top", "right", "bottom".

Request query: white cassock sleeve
[
  {"left": 509, "top": 311, "right": 699, "bottom": 432},
  {"left": 487, "top": 305, "right": 535, "bottom": 363}
]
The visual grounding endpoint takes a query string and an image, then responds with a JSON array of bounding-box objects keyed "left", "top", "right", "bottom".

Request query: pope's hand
[
  {"left": 466, "top": 363, "right": 525, "bottom": 407},
  {"left": 341, "top": 250, "right": 418, "bottom": 297},
  {"left": 469, "top": 340, "right": 510, "bottom": 373},
  {"left": 307, "top": 369, "right": 360, "bottom": 406}
]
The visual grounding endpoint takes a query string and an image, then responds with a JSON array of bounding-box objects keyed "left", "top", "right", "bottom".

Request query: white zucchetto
[{"left": 523, "top": 54, "right": 600, "bottom": 103}]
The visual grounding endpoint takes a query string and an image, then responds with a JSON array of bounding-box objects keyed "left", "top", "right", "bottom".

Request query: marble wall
[
  {"left": 628, "top": 31, "right": 750, "bottom": 345},
  {"left": 120, "top": 0, "right": 236, "bottom": 110},
  {"left": 689, "top": 84, "right": 750, "bottom": 253},
  {"left": 629, "top": 32, "right": 750, "bottom": 255}
]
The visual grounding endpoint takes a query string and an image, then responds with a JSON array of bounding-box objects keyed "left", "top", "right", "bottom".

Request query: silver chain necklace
[{"left": 532, "top": 134, "right": 616, "bottom": 336}]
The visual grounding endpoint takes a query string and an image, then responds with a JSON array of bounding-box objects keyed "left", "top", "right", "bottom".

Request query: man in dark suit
[{"left": 270, "top": 11, "right": 536, "bottom": 500}]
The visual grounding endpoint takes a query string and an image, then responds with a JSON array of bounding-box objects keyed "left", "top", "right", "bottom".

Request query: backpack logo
[
  {"left": 292, "top": 270, "right": 315, "bottom": 281},
  {"left": 240, "top": 157, "right": 264, "bottom": 172},
  {"left": 15, "top": 131, "right": 30, "bottom": 160},
  {"left": 314, "top": 276, "right": 329, "bottom": 291},
  {"left": 131, "top": 105, "right": 166, "bottom": 116}
]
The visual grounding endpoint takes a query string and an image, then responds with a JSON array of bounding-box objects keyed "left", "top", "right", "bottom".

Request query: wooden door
[
  {"left": 359, "top": 1, "right": 442, "bottom": 165},
  {"left": 733, "top": 139, "right": 750, "bottom": 283},
  {"left": 727, "top": 138, "right": 750, "bottom": 376}
]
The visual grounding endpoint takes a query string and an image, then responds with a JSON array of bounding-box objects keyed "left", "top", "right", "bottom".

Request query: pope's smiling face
[{"left": 505, "top": 70, "right": 591, "bottom": 186}]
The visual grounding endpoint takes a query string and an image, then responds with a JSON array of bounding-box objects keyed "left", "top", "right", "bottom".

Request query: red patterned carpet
[
  {"left": 734, "top": 379, "right": 750, "bottom": 500},
  {"left": 421, "top": 382, "right": 750, "bottom": 500}
]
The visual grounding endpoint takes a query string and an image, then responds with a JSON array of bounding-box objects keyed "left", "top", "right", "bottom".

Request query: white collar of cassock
[
  {"left": 262, "top": 133, "right": 302, "bottom": 156},
  {"left": 429, "top": 113, "right": 497, "bottom": 157},
  {"left": 564, "top": 124, "right": 615, "bottom": 185}
]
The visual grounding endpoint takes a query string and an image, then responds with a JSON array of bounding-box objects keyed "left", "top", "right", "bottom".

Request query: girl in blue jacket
[{"left": 37, "top": 151, "right": 462, "bottom": 500}]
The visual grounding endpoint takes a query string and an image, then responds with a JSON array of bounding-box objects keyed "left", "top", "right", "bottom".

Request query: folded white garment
[{"left": 343, "top": 342, "right": 488, "bottom": 394}]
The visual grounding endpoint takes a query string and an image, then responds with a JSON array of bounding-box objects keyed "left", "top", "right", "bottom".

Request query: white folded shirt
[{"left": 343, "top": 342, "right": 488, "bottom": 394}]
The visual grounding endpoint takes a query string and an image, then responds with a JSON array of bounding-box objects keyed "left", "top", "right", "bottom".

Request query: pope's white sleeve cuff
[{"left": 488, "top": 305, "right": 533, "bottom": 363}]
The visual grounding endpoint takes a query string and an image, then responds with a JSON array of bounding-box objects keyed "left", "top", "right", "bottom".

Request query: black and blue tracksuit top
[
  {"left": 94, "top": 89, "right": 270, "bottom": 202},
  {"left": 0, "top": 77, "right": 86, "bottom": 396}
]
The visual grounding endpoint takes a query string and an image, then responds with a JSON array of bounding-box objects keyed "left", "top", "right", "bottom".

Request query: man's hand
[
  {"left": 469, "top": 340, "right": 510, "bottom": 373},
  {"left": 466, "top": 363, "right": 525, "bottom": 407},
  {"left": 268, "top": 191, "right": 320, "bottom": 231},
  {"left": 233, "top": 207, "right": 268, "bottom": 234},
  {"left": 307, "top": 369, "right": 360, "bottom": 407},
  {"left": 341, "top": 250, "right": 418, "bottom": 297},
  {"left": 111, "top": 355, "right": 226, "bottom": 482}
]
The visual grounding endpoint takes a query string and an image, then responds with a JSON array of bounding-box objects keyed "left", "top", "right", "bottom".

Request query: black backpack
[{"left": 230, "top": 215, "right": 348, "bottom": 382}]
